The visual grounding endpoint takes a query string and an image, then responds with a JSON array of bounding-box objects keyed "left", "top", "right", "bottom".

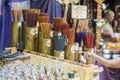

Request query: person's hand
[
  {"left": 82, "top": 52, "right": 93, "bottom": 59},
  {"left": 113, "top": 20, "right": 118, "bottom": 27}
]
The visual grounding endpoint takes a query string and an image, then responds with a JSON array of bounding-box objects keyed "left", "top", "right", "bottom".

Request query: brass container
[
  {"left": 54, "top": 50, "right": 64, "bottom": 59},
  {"left": 38, "top": 38, "right": 52, "bottom": 55},
  {"left": 86, "top": 58, "right": 94, "bottom": 64},
  {"left": 11, "top": 22, "right": 18, "bottom": 47},
  {"left": 75, "top": 51, "right": 80, "bottom": 62},
  {"left": 85, "top": 48, "right": 94, "bottom": 64},
  {"left": 65, "top": 45, "right": 76, "bottom": 61},
  {"left": 24, "top": 26, "right": 38, "bottom": 51}
]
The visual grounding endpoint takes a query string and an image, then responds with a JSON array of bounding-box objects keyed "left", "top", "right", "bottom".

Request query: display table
[
  {"left": 26, "top": 52, "right": 94, "bottom": 80},
  {"left": 0, "top": 50, "right": 102, "bottom": 80}
]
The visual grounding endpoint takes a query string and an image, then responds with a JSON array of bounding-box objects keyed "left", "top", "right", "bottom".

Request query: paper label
[
  {"left": 60, "top": 51, "right": 64, "bottom": 59},
  {"left": 30, "top": 28, "right": 38, "bottom": 35},
  {"left": 58, "top": 32, "right": 62, "bottom": 36},
  {"left": 80, "top": 55, "right": 86, "bottom": 63},
  {"left": 71, "top": 46, "right": 76, "bottom": 54},
  {"left": 46, "top": 39, "right": 51, "bottom": 47},
  {"left": 35, "top": 27, "right": 38, "bottom": 34},
  {"left": 17, "top": 22, "right": 21, "bottom": 28},
  {"left": 50, "top": 30, "right": 53, "bottom": 38},
  {"left": 31, "top": 28, "right": 36, "bottom": 35}
]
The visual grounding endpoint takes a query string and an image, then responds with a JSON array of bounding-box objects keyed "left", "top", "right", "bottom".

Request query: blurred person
[
  {"left": 102, "top": 10, "right": 118, "bottom": 42},
  {"left": 116, "top": 5, "right": 120, "bottom": 33}
]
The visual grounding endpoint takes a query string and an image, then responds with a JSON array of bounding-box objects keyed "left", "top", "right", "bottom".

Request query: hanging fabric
[
  {"left": 0, "top": 0, "right": 13, "bottom": 52},
  {"left": 61, "top": 2, "right": 66, "bottom": 17},
  {"left": 0, "top": 0, "right": 28, "bottom": 52},
  {"left": 30, "top": 0, "right": 62, "bottom": 23}
]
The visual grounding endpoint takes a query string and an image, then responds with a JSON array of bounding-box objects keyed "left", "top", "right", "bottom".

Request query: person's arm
[{"left": 84, "top": 53, "right": 120, "bottom": 68}]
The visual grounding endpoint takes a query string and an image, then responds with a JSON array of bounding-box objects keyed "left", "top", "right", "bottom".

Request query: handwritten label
[{"left": 72, "top": 5, "right": 87, "bottom": 19}]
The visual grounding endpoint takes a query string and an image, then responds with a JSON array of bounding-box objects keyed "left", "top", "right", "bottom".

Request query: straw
[{"left": 12, "top": 10, "right": 21, "bottom": 22}]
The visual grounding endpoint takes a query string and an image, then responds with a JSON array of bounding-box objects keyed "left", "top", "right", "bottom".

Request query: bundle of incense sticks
[
  {"left": 30, "top": 9, "right": 40, "bottom": 15},
  {"left": 26, "top": 12, "right": 38, "bottom": 27},
  {"left": 60, "top": 22, "right": 69, "bottom": 33},
  {"left": 12, "top": 10, "right": 21, "bottom": 22},
  {"left": 53, "top": 17, "right": 63, "bottom": 32},
  {"left": 84, "top": 33, "right": 95, "bottom": 48},
  {"left": 62, "top": 29, "right": 69, "bottom": 38},
  {"left": 75, "top": 32, "right": 85, "bottom": 46},
  {"left": 39, "top": 23, "right": 51, "bottom": 39},
  {"left": 38, "top": 16, "right": 49, "bottom": 23},
  {"left": 22, "top": 9, "right": 31, "bottom": 21},
  {"left": 67, "top": 29, "right": 75, "bottom": 45},
  {"left": 22, "top": 9, "right": 40, "bottom": 22},
  {"left": 39, "top": 13, "right": 48, "bottom": 16},
  {"left": 62, "top": 28, "right": 75, "bottom": 45},
  {"left": 53, "top": 34, "right": 66, "bottom": 51}
]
